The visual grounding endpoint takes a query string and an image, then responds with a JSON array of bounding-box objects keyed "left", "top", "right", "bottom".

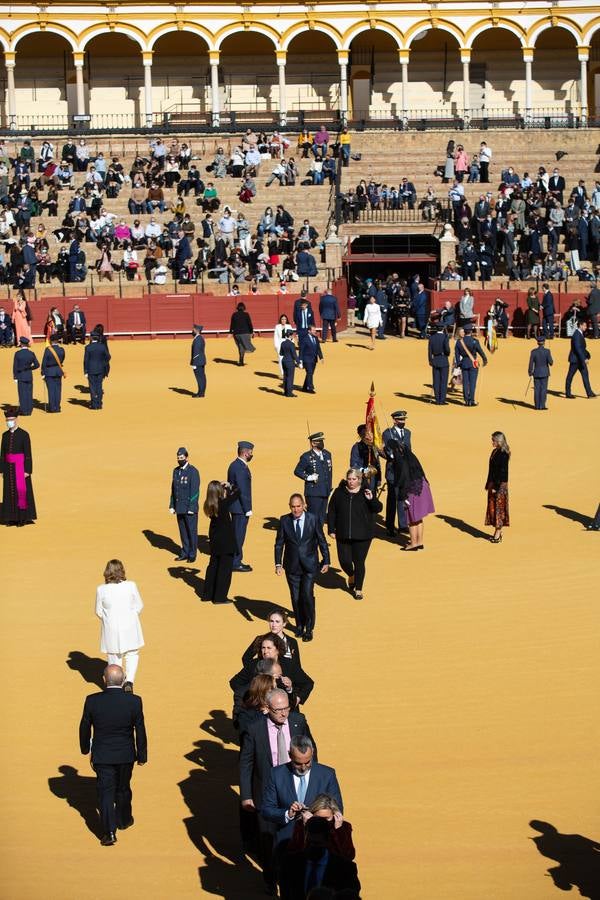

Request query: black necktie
[{"left": 295, "top": 519, "right": 301, "bottom": 541}]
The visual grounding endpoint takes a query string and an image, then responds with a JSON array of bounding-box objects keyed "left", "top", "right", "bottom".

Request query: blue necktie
[
  {"left": 297, "top": 774, "right": 307, "bottom": 804},
  {"left": 295, "top": 519, "right": 301, "bottom": 541}
]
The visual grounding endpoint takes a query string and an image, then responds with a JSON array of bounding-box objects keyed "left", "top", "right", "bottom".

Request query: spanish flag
[{"left": 364, "top": 382, "right": 383, "bottom": 451}]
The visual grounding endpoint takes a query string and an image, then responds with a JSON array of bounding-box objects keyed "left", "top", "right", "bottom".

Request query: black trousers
[
  {"left": 232, "top": 513, "right": 248, "bottom": 567},
  {"left": 88, "top": 373, "right": 105, "bottom": 409},
  {"left": 335, "top": 538, "right": 371, "bottom": 591},
  {"left": 306, "top": 495, "right": 327, "bottom": 526},
  {"left": 193, "top": 366, "right": 206, "bottom": 397},
  {"left": 95, "top": 762, "right": 134, "bottom": 834},
  {"left": 385, "top": 483, "right": 407, "bottom": 530},
  {"left": 282, "top": 362, "right": 295, "bottom": 396},
  {"left": 565, "top": 362, "right": 593, "bottom": 397},
  {"left": 45, "top": 375, "right": 62, "bottom": 412},
  {"left": 302, "top": 362, "right": 316, "bottom": 391},
  {"left": 462, "top": 368, "right": 478, "bottom": 404},
  {"left": 432, "top": 365, "right": 449, "bottom": 403},
  {"left": 286, "top": 569, "right": 316, "bottom": 631},
  {"left": 16, "top": 380, "right": 33, "bottom": 415},
  {"left": 203, "top": 553, "right": 234, "bottom": 602},
  {"left": 533, "top": 377, "right": 548, "bottom": 409},
  {"left": 321, "top": 319, "right": 337, "bottom": 342},
  {"left": 177, "top": 512, "right": 198, "bottom": 560}
]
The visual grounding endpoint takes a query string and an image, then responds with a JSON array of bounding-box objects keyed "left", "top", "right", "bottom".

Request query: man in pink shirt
[{"left": 312, "top": 125, "right": 330, "bottom": 159}]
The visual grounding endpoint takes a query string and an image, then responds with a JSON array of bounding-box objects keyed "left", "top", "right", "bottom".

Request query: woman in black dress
[
  {"left": 485, "top": 431, "right": 510, "bottom": 543},
  {"left": 202, "top": 480, "right": 239, "bottom": 603},
  {"left": 326, "top": 468, "right": 382, "bottom": 600},
  {"left": 229, "top": 302, "right": 255, "bottom": 366}
]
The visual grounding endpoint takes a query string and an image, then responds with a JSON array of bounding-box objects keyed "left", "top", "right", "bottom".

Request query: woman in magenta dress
[{"left": 395, "top": 446, "right": 435, "bottom": 551}]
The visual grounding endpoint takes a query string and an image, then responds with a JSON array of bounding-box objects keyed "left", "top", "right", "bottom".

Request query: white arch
[
  {"left": 281, "top": 22, "right": 342, "bottom": 53},
  {"left": 528, "top": 18, "right": 581, "bottom": 48},
  {"left": 79, "top": 24, "right": 146, "bottom": 52},
  {"left": 11, "top": 24, "right": 78, "bottom": 52}
]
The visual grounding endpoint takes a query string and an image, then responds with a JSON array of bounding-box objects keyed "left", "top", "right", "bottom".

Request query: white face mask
[{"left": 6, "top": 420, "right": 15, "bottom": 429}]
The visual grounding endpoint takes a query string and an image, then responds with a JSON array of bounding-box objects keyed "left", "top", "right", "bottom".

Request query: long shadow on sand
[
  {"left": 529, "top": 820, "right": 600, "bottom": 899},
  {"left": 66, "top": 650, "right": 105, "bottom": 688},
  {"left": 496, "top": 397, "right": 534, "bottom": 409},
  {"left": 543, "top": 504, "right": 592, "bottom": 528},
  {"left": 200, "top": 709, "right": 238, "bottom": 746},
  {"left": 143, "top": 528, "right": 210, "bottom": 557},
  {"left": 48, "top": 765, "right": 102, "bottom": 839},
  {"left": 168, "top": 565, "right": 205, "bottom": 598},
  {"left": 213, "top": 358, "right": 240, "bottom": 366},
  {"left": 169, "top": 386, "right": 196, "bottom": 397},
  {"left": 436, "top": 514, "right": 490, "bottom": 541},
  {"left": 394, "top": 389, "right": 462, "bottom": 406},
  {"left": 233, "top": 594, "right": 293, "bottom": 623},
  {"left": 254, "top": 371, "right": 280, "bottom": 380}
]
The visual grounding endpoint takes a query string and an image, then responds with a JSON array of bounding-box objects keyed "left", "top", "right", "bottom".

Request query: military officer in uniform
[
  {"left": 350, "top": 424, "right": 382, "bottom": 494},
  {"left": 227, "top": 441, "right": 254, "bottom": 572},
  {"left": 12, "top": 336, "right": 39, "bottom": 416},
  {"left": 293, "top": 432, "right": 332, "bottom": 526},
  {"left": 528, "top": 335, "right": 553, "bottom": 410},
  {"left": 84, "top": 330, "right": 111, "bottom": 410},
  {"left": 169, "top": 447, "right": 200, "bottom": 563},
  {"left": 190, "top": 323, "right": 206, "bottom": 398},
  {"left": 428, "top": 322, "right": 451, "bottom": 404},
  {"left": 41, "top": 331, "right": 66, "bottom": 413},
  {"left": 382, "top": 411, "right": 412, "bottom": 535},
  {"left": 454, "top": 324, "right": 488, "bottom": 406}
]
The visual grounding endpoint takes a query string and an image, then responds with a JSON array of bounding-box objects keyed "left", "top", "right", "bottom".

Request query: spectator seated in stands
[
  {"left": 55, "top": 161, "right": 73, "bottom": 189},
  {"left": 312, "top": 125, "right": 330, "bottom": 159},
  {"left": 266, "top": 159, "right": 287, "bottom": 187},
  {"left": 399, "top": 177, "right": 417, "bottom": 210},
  {"left": 440, "top": 262, "right": 461, "bottom": 281}
]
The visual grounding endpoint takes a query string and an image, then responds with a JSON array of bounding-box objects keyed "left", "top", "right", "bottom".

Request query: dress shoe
[
  {"left": 587, "top": 393, "right": 598, "bottom": 398},
  {"left": 386, "top": 527, "right": 396, "bottom": 537},
  {"left": 101, "top": 832, "right": 117, "bottom": 846},
  {"left": 118, "top": 818, "right": 134, "bottom": 830},
  {"left": 586, "top": 523, "right": 600, "bottom": 531},
  {"left": 187, "top": 557, "right": 197, "bottom": 563},
  {"left": 565, "top": 394, "right": 576, "bottom": 399},
  {"left": 303, "top": 631, "right": 313, "bottom": 642},
  {"left": 212, "top": 598, "right": 232, "bottom": 604},
  {"left": 123, "top": 681, "right": 133, "bottom": 693},
  {"left": 353, "top": 589, "right": 364, "bottom": 600},
  {"left": 174, "top": 554, "right": 188, "bottom": 561},
  {"left": 294, "top": 626, "right": 305, "bottom": 638},
  {"left": 233, "top": 563, "right": 253, "bottom": 572}
]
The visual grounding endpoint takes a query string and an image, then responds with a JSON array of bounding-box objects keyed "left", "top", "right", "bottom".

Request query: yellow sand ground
[{"left": 0, "top": 332, "right": 599, "bottom": 900}]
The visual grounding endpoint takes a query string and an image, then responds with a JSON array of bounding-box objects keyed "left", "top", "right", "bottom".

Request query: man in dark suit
[
  {"left": 279, "top": 329, "right": 300, "bottom": 398},
  {"left": 261, "top": 734, "right": 342, "bottom": 850},
  {"left": 413, "top": 283, "right": 428, "bottom": 338},
  {"left": 294, "top": 299, "right": 315, "bottom": 343},
  {"left": 299, "top": 324, "right": 323, "bottom": 394},
  {"left": 428, "top": 322, "right": 450, "bottom": 404},
  {"left": 41, "top": 331, "right": 66, "bottom": 412},
  {"left": 83, "top": 330, "right": 111, "bottom": 410},
  {"left": 227, "top": 440, "right": 254, "bottom": 571},
  {"left": 0, "top": 307, "right": 13, "bottom": 346},
  {"left": 528, "top": 335, "right": 553, "bottom": 410},
  {"left": 382, "top": 411, "right": 412, "bottom": 535},
  {"left": 548, "top": 169, "right": 565, "bottom": 205},
  {"left": 318, "top": 289, "right": 340, "bottom": 343},
  {"left": 586, "top": 285, "right": 600, "bottom": 339},
  {"left": 175, "top": 229, "right": 192, "bottom": 278},
  {"left": 571, "top": 180, "right": 588, "bottom": 210},
  {"left": 399, "top": 177, "right": 417, "bottom": 209},
  {"left": 169, "top": 446, "right": 200, "bottom": 562},
  {"left": 240, "top": 689, "right": 316, "bottom": 894},
  {"left": 541, "top": 283, "right": 555, "bottom": 340},
  {"left": 454, "top": 325, "right": 488, "bottom": 406},
  {"left": 565, "top": 319, "right": 596, "bottom": 399},
  {"left": 79, "top": 664, "right": 147, "bottom": 846},
  {"left": 293, "top": 432, "right": 332, "bottom": 526},
  {"left": 190, "top": 323, "right": 206, "bottom": 397},
  {"left": 12, "top": 336, "right": 39, "bottom": 416},
  {"left": 66, "top": 304, "right": 86, "bottom": 344},
  {"left": 275, "top": 493, "right": 329, "bottom": 641}
]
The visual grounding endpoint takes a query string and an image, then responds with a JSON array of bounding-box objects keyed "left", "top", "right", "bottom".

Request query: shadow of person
[
  {"left": 529, "top": 820, "right": 600, "bottom": 899},
  {"left": 200, "top": 709, "right": 238, "bottom": 745},
  {"left": 213, "top": 357, "right": 240, "bottom": 366},
  {"left": 142, "top": 528, "right": 180, "bottom": 556},
  {"left": 48, "top": 764, "right": 102, "bottom": 839},
  {"left": 315, "top": 564, "right": 348, "bottom": 592},
  {"left": 254, "top": 371, "right": 280, "bottom": 380},
  {"left": 262, "top": 516, "right": 280, "bottom": 532},
  {"left": 543, "top": 504, "right": 592, "bottom": 528},
  {"left": 496, "top": 397, "right": 534, "bottom": 409},
  {"left": 258, "top": 386, "right": 286, "bottom": 396},
  {"left": 394, "top": 390, "right": 435, "bottom": 405},
  {"left": 345, "top": 343, "right": 370, "bottom": 350},
  {"left": 74, "top": 383, "right": 91, "bottom": 394},
  {"left": 178, "top": 737, "right": 265, "bottom": 898},
  {"left": 168, "top": 566, "right": 205, "bottom": 597},
  {"left": 32, "top": 398, "right": 47, "bottom": 411},
  {"left": 233, "top": 595, "right": 293, "bottom": 623},
  {"left": 67, "top": 398, "right": 91, "bottom": 408},
  {"left": 66, "top": 651, "right": 106, "bottom": 688},
  {"left": 169, "top": 386, "right": 196, "bottom": 397},
  {"left": 436, "top": 513, "right": 491, "bottom": 541}
]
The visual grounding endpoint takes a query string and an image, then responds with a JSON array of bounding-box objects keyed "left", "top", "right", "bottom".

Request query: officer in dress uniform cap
[
  {"left": 238, "top": 440, "right": 254, "bottom": 450},
  {"left": 19, "top": 336, "right": 30, "bottom": 345},
  {"left": 193, "top": 324, "right": 203, "bottom": 331},
  {"left": 536, "top": 335, "right": 546, "bottom": 343},
  {"left": 391, "top": 410, "right": 407, "bottom": 419},
  {"left": 464, "top": 324, "right": 473, "bottom": 334},
  {"left": 308, "top": 431, "right": 325, "bottom": 441},
  {"left": 177, "top": 447, "right": 188, "bottom": 456}
]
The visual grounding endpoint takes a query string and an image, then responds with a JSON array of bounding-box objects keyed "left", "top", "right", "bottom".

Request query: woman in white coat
[
  {"left": 363, "top": 296, "right": 383, "bottom": 349},
  {"left": 96, "top": 559, "right": 144, "bottom": 692},
  {"left": 273, "top": 313, "right": 291, "bottom": 376}
]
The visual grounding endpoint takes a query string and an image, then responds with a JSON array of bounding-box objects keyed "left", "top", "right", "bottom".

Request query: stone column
[
  {"left": 398, "top": 50, "right": 410, "bottom": 127},
  {"left": 142, "top": 51, "right": 154, "bottom": 128},
  {"left": 338, "top": 51, "right": 349, "bottom": 124},
  {"left": 523, "top": 49, "right": 533, "bottom": 122},
  {"left": 209, "top": 51, "right": 220, "bottom": 128},
  {"left": 276, "top": 51, "right": 287, "bottom": 127},
  {"left": 5, "top": 52, "right": 16, "bottom": 129},
  {"left": 460, "top": 50, "right": 470, "bottom": 125},
  {"left": 73, "top": 51, "right": 86, "bottom": 117},
  {"left": 578, "top": 48, "right": 589, "bottom": 123},
  {"left": 438, "top": 223, "right": 458, "bottom": 273}
]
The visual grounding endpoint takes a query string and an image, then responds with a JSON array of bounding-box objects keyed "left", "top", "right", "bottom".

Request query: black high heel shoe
[{"left": 490, "top": 534, "right": 503, "bottom": 544}]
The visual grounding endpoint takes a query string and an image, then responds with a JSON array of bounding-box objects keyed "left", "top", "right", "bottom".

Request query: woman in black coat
[
  {"left": 326, "top": 467, "right": 382, "bottom": 600},
  {"left": 229, "top": 301, "right": 255, "bottom": 366},
  {"left": 485, "top": 431, "right": 510, "bottom": 543},
  {"left": 241, "top": 608, "right": 301, "bottom": 667},
  {"left": 202, "top": 480, "right": 239, "bottom": 603}
]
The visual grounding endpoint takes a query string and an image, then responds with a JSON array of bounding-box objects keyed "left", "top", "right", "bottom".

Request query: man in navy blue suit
[
  {"left": 79, "top": 664, "right": 147, "bottom": 846},
  {"left": 541, "top": 283, "right": 555, "bottom": 339},
  {"left": 12, "top": 337, "right": 39, "bottom": 416},
  {"left": 275, "top": 493, "right": 329, "bottom": 641},
  {"left": 261, "top": 735, "right": 342, "bottom": 849},
  {"left": 294, "top": 298, "right": 315, "bottom": 343},
  {"left": 66, "top": 304, "right": 86, "bottom": 344},
  {"left": 428, "top": 322, "right": 450, "bottom": 404},
  {"left": 190, "top": 323, "right": 206, "bottom": 398},
  {"left": 293, "top": 432, "right": 333, "bottom": 526},
  {"left": 565, "top": 319, "right": 596, "bottom": 399},
  {"left": 318, "top": 289, "right": 340, "bottom": 343},
  {"left": 227, "top": 440, "right": 254, "bottom": 571},
  {"left": 169, "top": 446, "right": 200, "bottom": 562},
  {"left": 299, "top": 324, "right": 323, "bottom": 394},
  {"left": 528, "top": 335, "right": 553, "bottom": 410},
  {"left": 41, "top": 331, "right": 66, "bottom": 412},
  {"left": 83, "top": 330, "right": 111, "bottom": 410}
]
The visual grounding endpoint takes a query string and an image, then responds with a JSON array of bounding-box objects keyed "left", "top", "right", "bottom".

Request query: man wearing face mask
[
  {"left": 227, "top": 441, "right": 254, "bottom": 572},
  {"left": 13, "top": 336, "right": 40, "bottom": 416},
  {"left": 293, "top": 432, "right": 332, "bottom": 527},
  {"left": 169, "top": 447, "right": 200, "bottom": 563},
  {"left": 0, "top": 407, "right": 37, "bottom": 526},
  {"left": 548, "top": 168, "right": 565, "bottom": 205}
]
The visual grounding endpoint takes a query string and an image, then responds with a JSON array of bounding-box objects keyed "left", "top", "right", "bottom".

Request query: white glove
[
  {"left": 191, "top": 365, "right": 196, "bottom": 369},
  {"left": 169, "top": 508, "right": 175, "bottom": 514},
  {"left": 306, "top": 474, "right": 319, "bottom": 483},
  {"left": 245, "top": 510, "right": 253, "bottom": 517}
]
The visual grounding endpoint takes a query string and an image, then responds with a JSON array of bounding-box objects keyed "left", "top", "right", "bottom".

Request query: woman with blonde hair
[
  {"left": 95, "top": 559, "right": 144, "bottom": 691},
  {"left": 327, "top": 468, "right": 383, "bottom": 599},
  {"left": 485, "top": 432, "right": 510, "bottom": 543}
]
